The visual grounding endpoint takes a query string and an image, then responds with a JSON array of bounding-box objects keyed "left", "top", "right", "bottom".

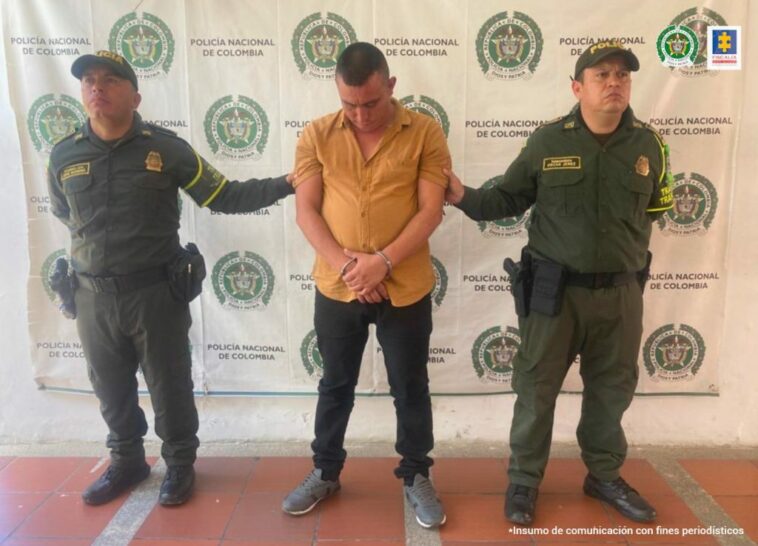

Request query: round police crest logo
[
  {"left": 475, "top": 176, "right": 530, "bottom": 237},
  {"left": 399, "top": 95, "right": 450, "bottom": 138},
  {"left": 669, "top": 7, "right": 727, "bottom": 77},
  {"left": 471, "top": 326, "right": 520, "bottom": 384},
  {"left": 656, "top": 172, "right": 717, "bottom": 236},
  {"left": 300, "top": 329, "right": 324, "bottom": 379},
  {"left": 109, "top": 12, "right": 174, "bottom": 79},
  {"left": 656, "top": 24, "right": 699, "bottom": 67},
  {"left": 204, "top": 95, "right": 269, "bottom": 161},
  {"left": 430, "top": 255, "right": 448, "bottom": 311},
  {"left": 212, "top": 251, "right": 275, "bottom": 310},
  {"left": 291, "top": 12, "right": 357, "bottom": 80},
  {"left": 40, "top": 248, "right": 68, "bottom": 302},
  {"left": 643, "top": 323, "right": 706, "bottom": 381},
  {"left": 476, "top": 11, "right": 543, "bottom": 80},
  {"left": 27, "top": 94, "right": 86, "bottom": 153}
]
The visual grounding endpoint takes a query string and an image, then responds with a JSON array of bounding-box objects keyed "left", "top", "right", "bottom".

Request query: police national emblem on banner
[
  {"left": 656, "top": 172, "right": 718, "bottom": 237},
  {"left": 643, "top": 324, "right": 708, "bottom": 385},
  {"left": 476, "top": 11, "right": 543, "bottom": 80},
  {"left": 399, "top": 95, "right": 450, "bottom": 138},
  {"left": 471, "top": 326, "right": 520, "bottom": 385},
  {"left": 212, "top": 251, "right": 275, "bottom": 310},
  {"left": 204, "top": 95, "right": 269, "bottom": 161},
  {"left": 656, "top": 24, "right": 698, "bottom": 68},
  {"left": 109, "top": 11, "right": 174, "bottom": 79},
  {"left": 292, "top": 12, "right": 357, "bottom": 80},
  {"left": 707, "top": 26, "right": 741, "bottom": 70},
  {"left": 27, "top": 94, "right": 86, "bottom": 153}
]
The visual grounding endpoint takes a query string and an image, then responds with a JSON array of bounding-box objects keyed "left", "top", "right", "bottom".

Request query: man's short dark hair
[{"left": 336, "top": 42, "right": 389, "bottom": 85}]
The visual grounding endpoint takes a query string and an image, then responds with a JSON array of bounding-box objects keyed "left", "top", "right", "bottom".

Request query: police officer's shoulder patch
[
  {"left": 143, "top": 123, "right": 178, "bottom": 138},
  {"left": 637, "top": 119, "right": 665, "bottom": 142},
  {"left": 52, "top": 128, "right": 83, "bottom": 149},
  {"left": 532, "top": 115, "right": 564, "bottom": 135}
]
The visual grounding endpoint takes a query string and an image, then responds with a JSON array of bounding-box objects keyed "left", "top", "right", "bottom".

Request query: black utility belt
[
  {"left": 504, "top": 248, "right": 653, "bottom": 318},
  {"left": 564, "top": 271, "right": 638, "bottom": 290},
  {"left": 76, "top": 267, "right": 167, "bottom": 294}
]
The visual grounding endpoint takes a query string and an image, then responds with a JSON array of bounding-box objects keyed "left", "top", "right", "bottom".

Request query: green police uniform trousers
[
  {"left": 74, "top": 280, "right": 199, "bottom": 468},
  {"left": 508, "top": 281, "right": 643, "bottom": 487}
]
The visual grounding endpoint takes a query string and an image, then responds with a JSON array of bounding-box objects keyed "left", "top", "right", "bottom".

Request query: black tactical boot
[
  {"left": 159, "top": 464, "right": 195, "bottom": 506},
  {"left": 583, "top": 474, "right": 657, "bottom": 522},
  {"left": 504, "top": 483, "right": 538, "bottom": 525},
  {"left": 82, "top": 462, "right": 151, "bottom": 505}
]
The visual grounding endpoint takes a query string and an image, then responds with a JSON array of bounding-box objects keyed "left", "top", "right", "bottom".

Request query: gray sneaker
[
  {"left": 404, "top": 474, "right": 446, "bottom": 528},
  {"left": 282, "top": 469, "right": 340, "bottom": 515}
]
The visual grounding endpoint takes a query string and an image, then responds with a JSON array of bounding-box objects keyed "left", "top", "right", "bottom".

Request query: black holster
[
  {"left": 637, "top": 250, "right": 653, "bottom": 294},
  {"left": 503, "top": 247, "right": 533, "bottom": 318},
  {"left": 49, "top": 257, "right": 77, "bottom": 319},
  {"left": 529, "top": 258, "right": 567, "bottom": 316},
  {"left": 166, "top": 243, "right": 206, "bottom": 303}
]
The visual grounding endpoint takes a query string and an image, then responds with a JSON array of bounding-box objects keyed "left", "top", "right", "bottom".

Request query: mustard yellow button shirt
[{"left": 294, "top": 100, "right": 450, "bottom": 306}]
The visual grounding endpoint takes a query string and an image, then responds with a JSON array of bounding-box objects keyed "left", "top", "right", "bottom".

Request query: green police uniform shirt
[
  {"left": 47, "top": 113, "right": 293, "bottom": 276},
  {"left": 458, "top": 106, "right": 673, "bottom": 273}
]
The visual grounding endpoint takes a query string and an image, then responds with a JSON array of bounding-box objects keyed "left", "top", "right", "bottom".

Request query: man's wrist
[{"left": 374, "top": 250, "right": 392, "bottom": 278}]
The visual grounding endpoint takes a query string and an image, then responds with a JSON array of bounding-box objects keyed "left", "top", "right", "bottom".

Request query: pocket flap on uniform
[
  {"left": 61, "top": 174, "right": 93, "bottom": 194},
  {"left": 134, "top": 172, "right": 172, "bottom": 189},
  {"left": 541, "top": 170, "right": 583, "bottom": 188},
  {"left": 622, "top": 173, "right": 652, "bottom": 195}
]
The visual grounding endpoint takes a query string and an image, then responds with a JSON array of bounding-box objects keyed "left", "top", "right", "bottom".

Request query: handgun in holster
[
  {"left": 503, "top": 247, "right": 533, "bottom": 318},
  {"left": 166, "top": 242, "right": 206, "bottom": 303},
  {"left": 49, "top": 257, "right": 77, "bottom": 319}
]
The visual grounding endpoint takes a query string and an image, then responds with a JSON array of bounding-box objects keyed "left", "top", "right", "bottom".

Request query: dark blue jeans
[{"left": 312, "top": 290, "right": 434, "bottom": 481}]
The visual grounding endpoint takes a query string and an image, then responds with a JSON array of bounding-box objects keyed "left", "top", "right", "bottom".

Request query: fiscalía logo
[
  {"left": 707, "top": 26, "right": 741, "bottom": 71},
  {"left": 399, "top": 95, "right": 450, "bottom": 138},
  {"left": 643, "top": 323, "right": 706, "bottom": 381},
  {"left": 656, "top": 24, "right": 699, "bottom": 67},
  {"left": 430, "top": 255, "right": 448, "bottom": 311},
  {"left": 471, "top": 326, "right": 520, "bottom": 384},
  {"left": 204, "top": 95, "right": 269, "bottom": 161},
  {"left": 40, "top": 248, "right": 68, "bottom": 303},
  {"left": 657, "top": 172, "right": 717, "bottom": 236},
  {"left": 300, "top": 329, "right": 324, "bottom": 379},
  {"left": 27, "top": 94, "right": 86, "bottom": 153},
  {"left": 109, "top": 11, "right": 174, "bottom": 79},
  {"left": 292, "top": 12, "right": 357, "bottom": 80},
  {"left": 212, "top": 251, "right": 275, "bottom": 310},
  {"left": 475, "top": 11, "right": 543, "bottom": 80},
  {"left": 669, "top": 7, "right": 727, "bottom": 76},
  {"left": 476, "top": 176, "right": 531, "bottom": 238}
]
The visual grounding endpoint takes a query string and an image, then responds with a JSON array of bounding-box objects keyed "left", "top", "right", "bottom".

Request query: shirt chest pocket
[
  {"left": 539, "top": 170, "right": 584, "bottom": 216},
  {"left": 121, "top": 172, "right": 174, "bottom": 218},
  {"left": 61, "top": 175, "right": 95, "bottom": 226}
]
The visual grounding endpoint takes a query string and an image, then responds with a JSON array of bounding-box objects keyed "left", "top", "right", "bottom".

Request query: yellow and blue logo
[{"left": 707, "top": 25, "right": 741, "bottom": 70}]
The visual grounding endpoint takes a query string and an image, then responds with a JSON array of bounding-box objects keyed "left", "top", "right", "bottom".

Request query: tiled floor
[{"left": 0, "top": 455, "right": 754, "bottom": 545}]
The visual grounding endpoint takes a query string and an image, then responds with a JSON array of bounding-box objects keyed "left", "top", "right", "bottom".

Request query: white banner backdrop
[{"left": 2, "top": 0, "right": 745, "bottom": 396}]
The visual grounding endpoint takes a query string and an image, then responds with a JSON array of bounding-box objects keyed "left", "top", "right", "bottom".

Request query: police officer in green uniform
[
  {"left": 446, "top": 41, "right": 672, "bottom": 525},
  {"left": 47, "top": 51, "right": 294, "bottom": 506}
]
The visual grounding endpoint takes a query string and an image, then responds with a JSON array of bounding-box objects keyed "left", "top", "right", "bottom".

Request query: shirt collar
[
  {"left": 338, "top": 98, "right": 412, "bottom": 130},
  {"left": 80, "top": 112, "right": 146, "bottom": 144}
]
